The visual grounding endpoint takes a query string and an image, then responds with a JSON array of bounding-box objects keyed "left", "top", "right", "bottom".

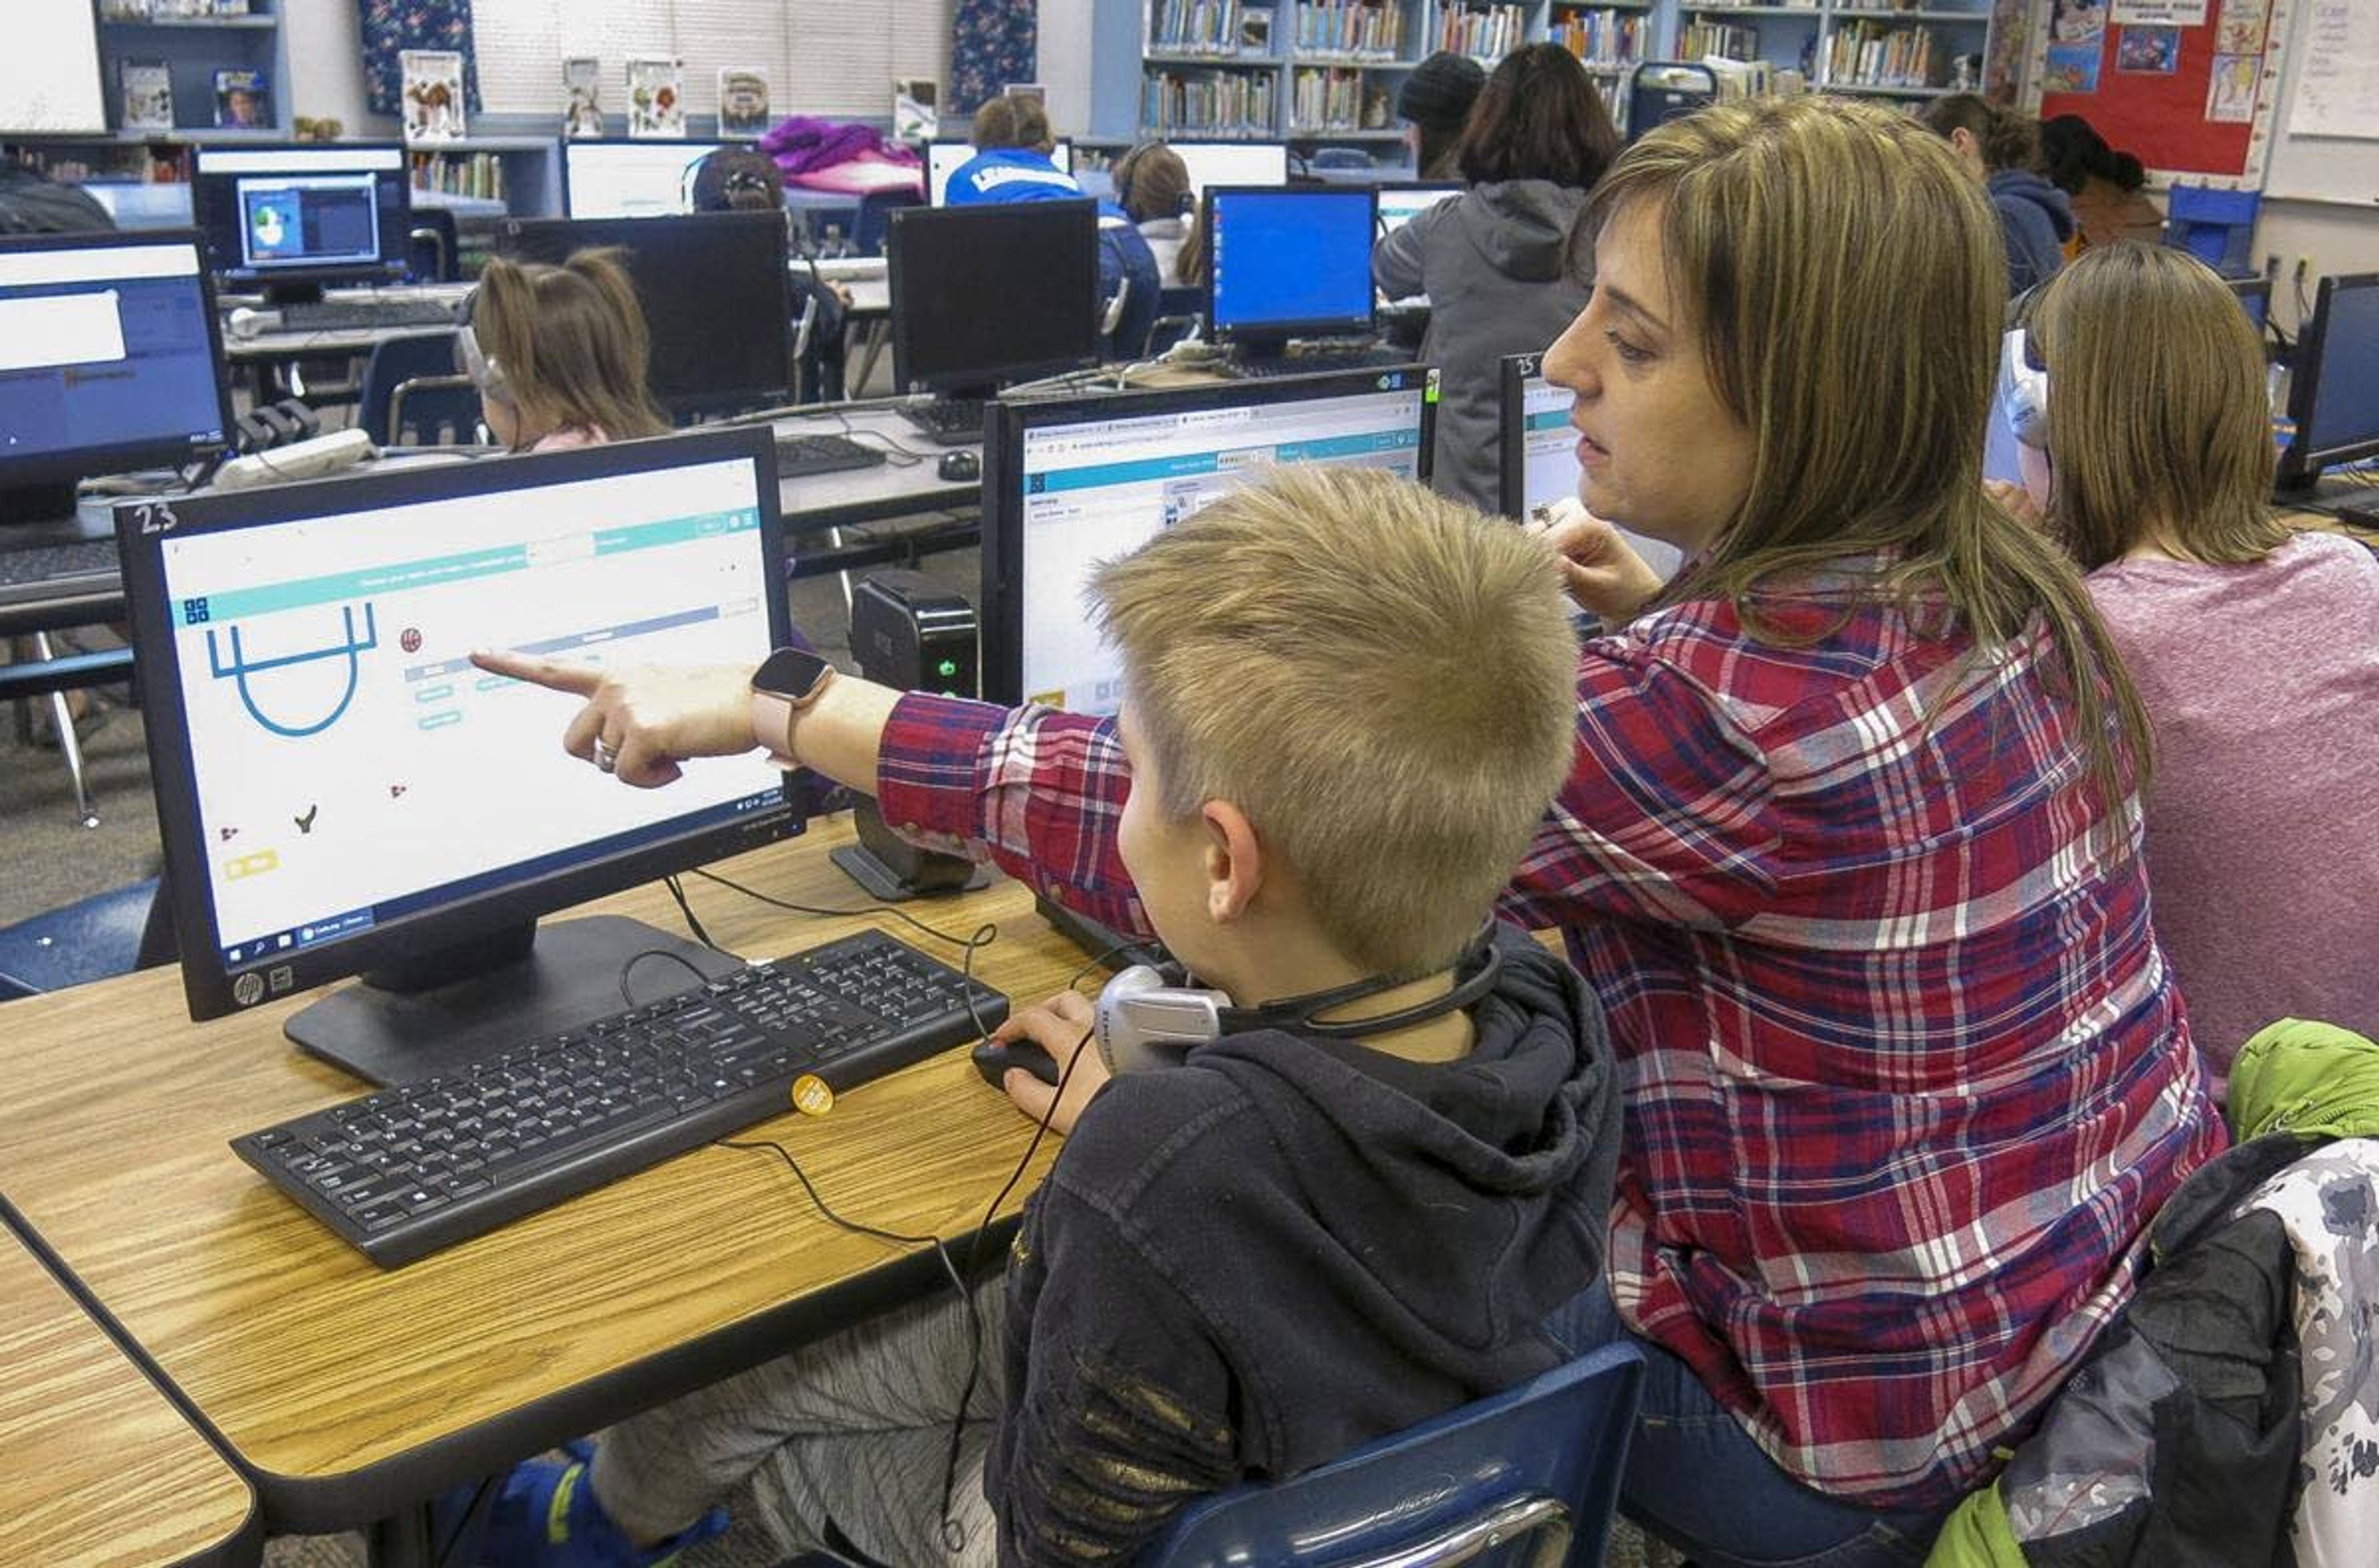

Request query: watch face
[{"left": 755, "top": 646, "right": 833, "bottom": 701}]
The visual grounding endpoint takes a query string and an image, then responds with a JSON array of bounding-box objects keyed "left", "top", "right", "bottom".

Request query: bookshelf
[
  {"left": 92, "top": 0, "right": 292, "bottom": 138},
  {"left": 405, "top": 134, "right": 563, "bottom": 217},
  {"left": 1676, "top": 0, "right": 1990, "bottom": 96}
]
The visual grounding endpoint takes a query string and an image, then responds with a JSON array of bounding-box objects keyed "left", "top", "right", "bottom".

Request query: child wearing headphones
[
  {"left": 462, "top": 250, "right": 669, "bottom": 453},
  {"left": 2002, "top": 242, "right": 2379, "bottom": 1089},
  {"left": 470, "top": 465, "right": 1618, "bottom": 1567},
  {"left": 688, "top": 146, "right": 850, "bottom": 403},
  {"left": 1110, "top": 140, "right": 1202, "bottom": 286}
]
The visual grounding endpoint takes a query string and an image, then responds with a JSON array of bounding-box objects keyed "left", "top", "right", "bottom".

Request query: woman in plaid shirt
[{"left": 501, "top": 98, "right": 2222, "bottom": 1568}]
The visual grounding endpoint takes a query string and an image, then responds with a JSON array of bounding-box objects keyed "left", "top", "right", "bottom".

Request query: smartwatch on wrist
[{"left": 750, "top": 647, "right": 835, "bottom": 762}]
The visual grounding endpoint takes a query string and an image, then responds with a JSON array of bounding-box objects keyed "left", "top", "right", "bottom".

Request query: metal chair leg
[{"left": 31, "top": 631, "right": 100, "bottom": 829}]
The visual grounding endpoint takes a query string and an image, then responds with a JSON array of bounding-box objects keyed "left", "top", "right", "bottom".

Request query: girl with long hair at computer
[
  {"left": 1999, "top": 240, "right": 2379, "bottom": 1087},
  {"left": 461, "top": 249, "right": 669, "bottom": 453},
  {"left": 1371, "top": 43, "right": 1619, "bottom": 514},
  {"left": 486, "top": 97, "right": 2225, "bottom": 1567}
]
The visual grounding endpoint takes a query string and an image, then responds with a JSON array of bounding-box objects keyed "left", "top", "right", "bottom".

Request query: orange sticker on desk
[{"left": 791, "top": 1074, "right": 835, "bottom": 1116}]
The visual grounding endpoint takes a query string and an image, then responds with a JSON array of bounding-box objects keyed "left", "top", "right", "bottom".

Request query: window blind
[{"left": 471, "top": 0, "right": 955, "bottom": 123}]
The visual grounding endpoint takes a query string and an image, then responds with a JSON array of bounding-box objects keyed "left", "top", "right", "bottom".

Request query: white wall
[{"left": 283, "top": 0, "right": 391, "bottom": 135}]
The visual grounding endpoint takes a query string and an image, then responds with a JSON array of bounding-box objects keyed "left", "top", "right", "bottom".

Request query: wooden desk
[
  {"left": 0, "top": 818, "right": 1077, "bottom": 1535},
  {"left": 0, "top": 1221, "right": 259, "bottom": 1567}
]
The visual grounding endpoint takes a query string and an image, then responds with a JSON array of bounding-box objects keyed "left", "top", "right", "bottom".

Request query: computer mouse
[
  {"left": 937, "top": 449, "right": 982, "bottom": 484},
  {"left": 971, "top": 1038, "right": 1061, "bottom": 1090}
]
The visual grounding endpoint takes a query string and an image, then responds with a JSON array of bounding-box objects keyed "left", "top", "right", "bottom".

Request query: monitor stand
[
  {"left": 283, "top": 914, "right": 743, "bottom": 1088},
  {"left": 1032, "top": 896, "right": 1167, "bottom": 976}
]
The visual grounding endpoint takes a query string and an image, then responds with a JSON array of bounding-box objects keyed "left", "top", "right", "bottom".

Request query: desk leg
[
  {"left": 30, "top": 632, "right": 99, "bottom": 830},
  {"left": 849, "top": 320, "right": 890, "bottom": 401},
  {"left": 366, "top": 1503, "right": 433, "bottom": 1568}
]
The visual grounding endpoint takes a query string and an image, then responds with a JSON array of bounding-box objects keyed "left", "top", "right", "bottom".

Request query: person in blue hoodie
[
  {"left": 945, "top": 94, "right": 1159, "bottom": 357},
  {"left": 1922, "top": 95, "right": 2073, "bottom": 297},
  {"left": 467, "top": 464, "right": 1619, "bottom": 1568}
]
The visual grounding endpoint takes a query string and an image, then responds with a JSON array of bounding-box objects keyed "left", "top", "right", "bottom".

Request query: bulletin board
[{"left": 2022, "top": 0, "right": 2298, "bottom": 186}]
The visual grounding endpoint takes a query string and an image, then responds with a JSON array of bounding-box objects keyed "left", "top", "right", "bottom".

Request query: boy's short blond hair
[{"left": 1089, "top": 466, "right": 1579, "bottom": 976}]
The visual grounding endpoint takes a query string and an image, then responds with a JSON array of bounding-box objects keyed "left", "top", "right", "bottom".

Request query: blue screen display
[
  {"left": 2307, "top": 279, "right": 2379, "bottom": 463},
  {"left": 1208, "top": 189, "right": 1374, "bottom": 338}
]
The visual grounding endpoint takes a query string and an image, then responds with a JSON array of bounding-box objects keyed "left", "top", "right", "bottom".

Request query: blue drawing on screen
[{"left": 204, "top": 603, "right": 380, "bottom": 738}]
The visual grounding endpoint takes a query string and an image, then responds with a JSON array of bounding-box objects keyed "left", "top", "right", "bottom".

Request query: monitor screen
[
  {"left": 2285, "top": 273, "right": 2379, "bottom": 486},
  {"left": 1205, "top": 186, "right": 1377, "bottom": 345},
  {"left": 2228, "top": 276, "right": 2271, "bottom": 332},
  {"left": 1375, "top": 182, "right": 1460, "bottom": 308},
  {"left": 122, "top": 427, "right": 802, "bottom": 1032},
  {"left": 0, "top": 0, "right": 106, "bottom": 134},
  {"left": 562, "top": 140, "right": 727, "bottom": 219},
  {"left": 192, "top": 145, "right": 412, "bottom": 296},
  {"left": 496, "top": 212, "right": 793, "bottom": 417},
  {"left": 981, "top": 367, "right": 1438, "bottom": 709},
  {"left": 1498, "top": 353, "right": 1684, "bottom": 586},
  {"left": 889, "top": 201, "right": 1101, "bottom": 398},
  {"left": 1170, "top": 142, "right": 1290, "bottom": 198},
  {"left": 927, "top": 139, "right": 1075, "bottom": 205},
  {"left": 0, "top": 230, "right": 233, "bottom": 509}
]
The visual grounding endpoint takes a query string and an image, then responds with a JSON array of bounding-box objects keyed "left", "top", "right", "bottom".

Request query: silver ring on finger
[{"left": 592, "top": 737, "right": 618, "bottom": 774}]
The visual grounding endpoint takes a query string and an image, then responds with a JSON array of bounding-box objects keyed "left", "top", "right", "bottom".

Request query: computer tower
[{"left": 830, "top": 571, "right": 989, "bottom": 900}]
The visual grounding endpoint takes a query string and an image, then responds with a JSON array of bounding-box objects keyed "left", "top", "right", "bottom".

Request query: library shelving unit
[
  {"left": 1675, "top": 1, "right": 1991, "bottom": 99},
  {"left": 404, "top": 131, "right": 563, "bottom": 218}
]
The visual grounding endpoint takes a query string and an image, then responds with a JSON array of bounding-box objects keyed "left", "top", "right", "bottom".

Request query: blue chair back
[
  {"left": 2164, "top": 183, "right": 2261, "bottom": 278},
  {"left": 0, "top": 878, "right": 164, "bottom": 1001},
  {"left": 358, "top": 330, "right": 480, "bottom": 447},
  {"left": 408, "top": 205, "right": 461, "bottom": 283},
  {"left": 853, "top": 187, "right": 924, "bottom": 257},
  {"left": 1142, "top": 1341, "right": 1645, "bottom": 1568}
]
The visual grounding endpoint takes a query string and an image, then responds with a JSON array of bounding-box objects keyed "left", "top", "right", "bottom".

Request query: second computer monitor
[
  {"left": 494, "top": 211, "right": 793, "bottom": 418},
  {"left": 1204, "top": 185, "right": 1377, "bottom": 350},
  {"left": 191, "top": 143, "right": 412, "bottom": 301},
  {"left": 2280, "top": 272, "right": 2379, "bottom": 492},
  {"left": 980, "top": 367, "right": 1437, "bottom": 709},
  {"left": 562, "top": 139, "right": 727, "bottom": 219},
  {"left": 1499, "top": 352, "right": 1684, "bottom": 586},
  {"left": 888, "top": 200, "right": 1102, "bottom": 399},
  {"left": 1170, "top": 141, "right": 1290, "bottom": 199}
]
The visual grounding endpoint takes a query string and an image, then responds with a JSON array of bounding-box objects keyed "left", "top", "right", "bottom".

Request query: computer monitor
[
  {"left": 120, "top": 426, "right": 804, "bottom": 1085},
  {"left": 2228, "top": 276, "right": 2272, "bottom": 334},
  {"left": 191, "top": 143, "right": 412, "bottom": 304},
  {"left": 495, "top": 212, "right": 794, "bottom": 418},
  {"left": 926, "top": 139, "right": 1076, "bottom": 205},
  {"left": 1375, "top": 182, "right": 1460, "bottom": 308},
  {"left": 1497, "top": 352, "right": 1684, "bottom": 586},
  {"left": 980, "top": 366, "right": 1438, "bottom": 708},
  {"left": 1204, "top": 186, "right": 1377, "bottom": 351},
  {"left": 561, "top": 139, "right": 727, "bottom": 219},
  {"left": 2279, "top": 273, "right": 2379, "bottom": 493},
  {"left": 0, "top": 229, "right": 234, "bottom": 525},
  {"left": 888, "top": 200, "right": 1101, "bottom": 400},
  {"left": 1170, "top": 141, "right": 1290, "bottom": 199}
]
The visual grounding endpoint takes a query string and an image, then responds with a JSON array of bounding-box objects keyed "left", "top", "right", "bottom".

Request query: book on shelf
[
  {"left": 399, "top": 49, "right": 467, "bottom": 142},
  {"left": 1297, "top": 0, "right": 1407, "bottom": 58},
  {"left": 563, "top": 56, "right": 605, "bottom": 138},
  {"left": 212, "top": 68, "right": 268, "bottom": 128},
  {"left": 1141, "top": 68, "right": 1276, "bottom": 134},
  {"left": 626, "top": 56, "right": 685, "bottom": 138},
  {"left": 717, "top": 68, "right": 771, "bottom": 139},
  {"left": 410, "top": 149, "right": 507, "bottom": 203},
  {"left": 893, "top": 77, "right": 939, "bottom": 142},
  {"left": 214, "top": 0, "right": 250, "bottom": 14},
  {"left": 1437, "top": 4, "right": 1527, "bottom": 63},
  {"left": 120, "top": 60, "right": 173, "bottom": 131},
  {"left": 1551, "top": 9, "right": 1645, "bottom": 68},
  {"left": 1240, "top": 6, "right": 1274, "bottom": 54},
  {"left": 99, "top": 0, "right": 155, "bottom": 20},
  {"left": 1150, "top": 0, "right": 1246, "bottom": 56}
]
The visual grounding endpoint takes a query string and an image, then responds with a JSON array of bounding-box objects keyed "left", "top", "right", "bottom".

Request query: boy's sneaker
[{"left": 458, "top": 1448, "right": 730, "bottom": 1567}]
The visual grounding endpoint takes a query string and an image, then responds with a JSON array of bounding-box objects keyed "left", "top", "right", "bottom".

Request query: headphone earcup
[
  {"left": 1095, "top": 964, "right": 1229, "bottom": 1075},
  {"left": 2000, "top": 328, "right": 2049, "bottom": 450}
]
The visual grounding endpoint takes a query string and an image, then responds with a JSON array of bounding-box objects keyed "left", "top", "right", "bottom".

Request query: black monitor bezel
[
  {"left": 558, "top": 136, "right": 729, "bottom": 219},
  {"left": 887, "top": 199, "right": 1103, "bottom": 396},
  {"left": 979, "top": 365, "right": 1440, "bottom": 706},
  {"left": 0, "top": 227, "right": 236, "bottom": 489},
  {"left": 1202, "top": 184, "right": 1379, "bottom": 348},
  {"left": 493, "top": 211, "right": 796, "bottom": 418},
  {"left": 2280, "top": 271, "right": 2379, "bottom": 488},
  {"left": 1497, "top": 351, "right": 1544, "bottom": 522},
  {"left": 190, "top": 141, "right": 414, "bottom": 292},
  {"left": 119, "top": 426, "right": 804, "bottom": 1025}
]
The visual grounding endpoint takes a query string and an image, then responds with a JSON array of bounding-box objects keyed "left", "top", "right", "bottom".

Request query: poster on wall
[
  {"left": 2214, "top": 0, "right": 2268, "bottom": 52},
  {"left": 625, "top": 56, "right": 684, "bottom": 138},
  {"left": 399, "top": 49, "right": 465, "bottom": 142},
  {"left": 2204, "top": 50, "right": 2260, "bottom": 120},
  {"left": 2043, "top": 42, "right": 2106, "bottom": 91},
  {"left": 2051, "top": 0, "right": 2108, "bottom": 43},
  {"left": 2116, "top": 25, "right": 2182, "bottom": 70},
  {"left": 2110, "top": 0, "right": 2207, "bottom": 23}
]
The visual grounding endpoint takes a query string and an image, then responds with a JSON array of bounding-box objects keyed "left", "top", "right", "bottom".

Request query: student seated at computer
[
  {"left": 461, "top": 250, "right": 670, "bottom": 453},
  {"left": 1373, "top": 44, "right": 1618, "bottom": 515},
  {"left": 688, "top": 147, "right": 849, "bottom": 403},
  {"left": 469, "top": 465, "right": 1617, "bottom": 1567},
  {"left": 500, "top": 98, "right": 2223, "bottom": 1568},
  {"left": 945, "top": 95, "right": 1160, "bottom": 356},
  {"left": 1993, "top": 242, "right": 2379, "bottom": 1091},
  {"left": 1398, "top": 51, "right": 1487, "bottom": 182},
  {"left": 1110, "top": 140, "right": 1203, "bottom": 286},
  {"left": 1920, "top": 94, "right": 2070, "bottom": 296}
]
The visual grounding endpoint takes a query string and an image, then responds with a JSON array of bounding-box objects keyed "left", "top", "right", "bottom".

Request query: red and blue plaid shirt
[{"left": 875, "top": 575, "right": 2223, "bottom": 1508}]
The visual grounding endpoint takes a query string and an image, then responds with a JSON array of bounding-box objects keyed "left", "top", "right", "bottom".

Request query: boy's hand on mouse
[
  {"left": 469, "top": 650, "right": 756, "bottom": 788},
  {"left": 1525, "top": 499, "right": 1665, "bottom": 624},
  {"left": 994, "top": 989, "right": 1111, "bottom": 1136}
]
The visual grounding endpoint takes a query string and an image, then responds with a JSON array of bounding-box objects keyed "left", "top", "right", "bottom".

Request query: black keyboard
[
  {"left": 776, "top": 432, "right": 890, "bottom": 479},
  {"left": 232, "top": 929, "right": 1010, "bottom": 1268},
  {"left": 899, "top": 400, "right": 987, "bottom": 446},
  {"left": 279, "top": 298, "right": 460, "bottom": 332},
  {"left": 0, "top": 538, "right": 118, "bottom": 590},
  {"left": 1224, "top": 346, "right": 1418, "bottom": 380}
]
